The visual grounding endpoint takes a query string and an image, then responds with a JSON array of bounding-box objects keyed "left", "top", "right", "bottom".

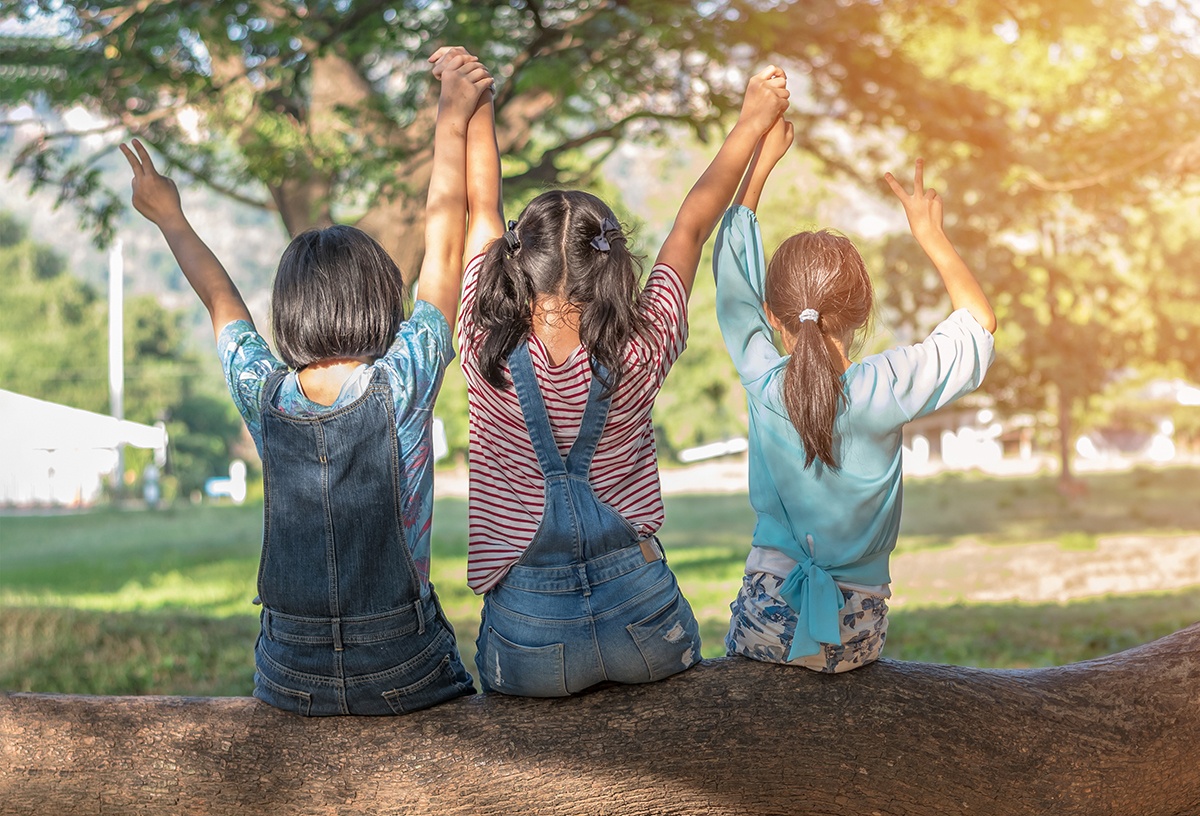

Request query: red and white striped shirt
[{"left": 459, "top": 255, "right": 689, "bottom": 592}]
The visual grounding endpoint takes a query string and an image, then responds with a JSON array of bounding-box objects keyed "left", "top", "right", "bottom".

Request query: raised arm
[
  {"left": 430, "top": 46, "right": 503, "bottom": 262},
  {"left": 120, "top": 140, "right": 252, "bottom": 339},
  {"left": 884, "top": 159, "right": 997, "bottom": 333},
  {"left": 712, "top": 117, "right": 796, "bottom": 405},
  {"left": 655, "top": 65, "right": 790, "bottom": 295},
  {"left": 734, "top": 117, "right": 795, "bottom": 213},
  {"left": 418, "top": 51, "right": 494, "bottom": 331}
]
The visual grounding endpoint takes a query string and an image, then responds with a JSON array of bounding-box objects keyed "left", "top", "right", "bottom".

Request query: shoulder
[
  {"left": 872, "top": 309, "right": 995, "bottom": 377},
  {"left": 642, "top": 263, "right": 688, "bottom": 317},
  {"left": 385, "top": 300, "right": 455, "bottom": 371},
  {"left": 217, "top": 319, "right": 282, "bottom": 378}
]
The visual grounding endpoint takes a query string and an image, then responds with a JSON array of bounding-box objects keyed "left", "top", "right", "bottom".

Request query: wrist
[{"left": 154, "top": 211, "right": 190, "bottom": 234}]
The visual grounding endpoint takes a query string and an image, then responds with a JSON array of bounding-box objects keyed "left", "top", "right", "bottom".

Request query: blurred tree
[
  {"left": 1, "top": 0, "right": 1041, "bottom": 281},
  {"left": 4, "top": 0, "right": 1200, "bottom": 474},
  {"left": 864, "top": 0, "right": 1200, "bottom": 486},
  {"left": 0, "top": 211, "right": 243, "bottom": 497}
]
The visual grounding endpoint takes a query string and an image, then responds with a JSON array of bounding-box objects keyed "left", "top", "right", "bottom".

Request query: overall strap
[
  {"left": 563, "top": 362, "right": 611, "bottom": 479},
  {"left": 506, "top": 343, "right": 612, "bottom": 480},
  {"left": 261, "top": 366, "right": 290, "bottom": 412}
]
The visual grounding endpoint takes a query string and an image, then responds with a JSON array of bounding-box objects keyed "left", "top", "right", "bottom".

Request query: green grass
[{"left": 3, "top": 465, "right": 1199, "bottom": 695}]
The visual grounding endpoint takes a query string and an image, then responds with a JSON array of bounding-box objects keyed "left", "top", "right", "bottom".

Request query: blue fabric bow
[
  {"left": 590, "top": 216, "right": 620, "bottom": 252},
  {"left": 777, "top": 534, "right": 845, "bottom": 660}
]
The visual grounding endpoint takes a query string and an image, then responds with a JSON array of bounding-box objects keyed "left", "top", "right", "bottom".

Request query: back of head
[
  {"left": 271, "top": 225, "right": 408, "bottom": 370},
  {"left": 470, "top": 190, "right": 647, "bottom": 395},
  {"left": 765, "top": 230, "right": 873, "bottom": 469}
]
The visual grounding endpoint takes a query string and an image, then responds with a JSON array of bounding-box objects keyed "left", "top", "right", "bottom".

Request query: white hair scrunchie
[{"left": 798, "top": 308, "right": 820, "bottom": 324}]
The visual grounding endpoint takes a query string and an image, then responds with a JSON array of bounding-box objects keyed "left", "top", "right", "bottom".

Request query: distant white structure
[
  {"left": 204, "top": 460, "right": 247, "bottom": 505},
  {"left": 0, "top": 390, "right": 168, "bottom": 507},
  {"left": 902, "top": 407, "right": 1012, "bottom": 475},
  {"left": 678, "top": 437, "right": 749, "bottom": 464}
]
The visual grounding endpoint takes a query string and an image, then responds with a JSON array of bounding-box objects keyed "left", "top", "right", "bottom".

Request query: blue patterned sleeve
[
  {"left": 217, "top": 320, "right": 285, "bottom": 448},
  {"left": 714, "top": 206, "right": 785, "bottom": 405},
  {"left": 878, "top": 309, "right": 996, "bottom": 423},
  {"left": 376, "top": 301, "right": 455, "bottom": 423}
]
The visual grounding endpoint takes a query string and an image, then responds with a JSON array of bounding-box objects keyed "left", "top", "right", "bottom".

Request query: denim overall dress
[
  {"left": 253, "top": 368, "right": 475, "bottom": 715},
  {"left": 474, "top": 344, "right": 702, "bottom": 696}
]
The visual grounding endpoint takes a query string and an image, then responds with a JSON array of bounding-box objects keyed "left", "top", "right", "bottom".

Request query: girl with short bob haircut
[
  {"left": 715, "top": 119, "right": 997, "bottom": 672},
  {"left": 457, "top": 61, "right": 792, "bottom": 697},
  {"left": 121, "top": 50, "right": 494, "bottom": 715}
]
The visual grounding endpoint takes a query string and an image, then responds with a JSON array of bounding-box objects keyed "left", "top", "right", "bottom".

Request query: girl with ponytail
[
  {"left": 457, "top": 61, "right": 791, "bottom": 697},
  {"left": 714, "top": 119, "right": 997, "bottom": 672}
]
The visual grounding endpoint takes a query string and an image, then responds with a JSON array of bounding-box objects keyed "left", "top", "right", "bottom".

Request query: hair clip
[
  {"left": 502, "top": 220, "right": 521, "bottom": 255},
  {"left": 590, "top": 216, "right": 621, "bottom": 252}
]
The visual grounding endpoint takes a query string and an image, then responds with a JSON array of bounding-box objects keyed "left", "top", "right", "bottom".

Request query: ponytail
[
  {"left": 470, "top": 191, "right": 648, "bottom": 396},
  {"left": 472, "top": 236, "right": 535, "bottom": 390},
  {"left": 780, "top": 315, "right": 847, "bottom": 469},
  {"left": 765, "top": 231, "right": 873, "bottom": 470}
]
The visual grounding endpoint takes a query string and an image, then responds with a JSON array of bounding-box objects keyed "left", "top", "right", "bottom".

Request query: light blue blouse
[{"left": 714, "top": 206, "right": 995, "bottom": 659}]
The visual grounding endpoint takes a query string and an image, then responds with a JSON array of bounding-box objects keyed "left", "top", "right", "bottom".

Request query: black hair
[
  {"left": 765, "top": 230, "right": 874, "bottom": 469},
  {"left": 469, "top": 190, "right": 648, "bottom": 396},
  {"left": 270, "top": 225, "right": 409, "bottom": 370}
]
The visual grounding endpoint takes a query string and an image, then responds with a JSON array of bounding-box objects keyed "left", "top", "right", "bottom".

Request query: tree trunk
[
  {"left": 1056, "top": 382, "right": 1082, "bottom": 493},
  {"left": 2, "top": 624, "right": 1198, "bottom": 816}
]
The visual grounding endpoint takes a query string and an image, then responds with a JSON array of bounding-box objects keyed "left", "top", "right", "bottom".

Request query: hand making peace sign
[{"left": 119, "top": 139, "right": 184, "bottom": 228}]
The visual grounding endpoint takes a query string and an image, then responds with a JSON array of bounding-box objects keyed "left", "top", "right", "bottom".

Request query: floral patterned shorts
[{"left": 725, "top": 571, "right": 889, "bottom": 673}]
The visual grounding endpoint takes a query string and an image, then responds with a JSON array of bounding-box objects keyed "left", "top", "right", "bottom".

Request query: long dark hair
[
  {"left": 271, "top": 225, "right": 408, "bottom": 370},
  {"left": 470, "top": 190, "right": 648, "bottom": 395},
  {"left": 765, "top": 230, "right": 873, "bottom": 469}
]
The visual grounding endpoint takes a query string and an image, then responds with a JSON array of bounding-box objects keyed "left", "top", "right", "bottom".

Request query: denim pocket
[
  {"left": 381, "top": 653, "right": 474, "bottom": 714},
  {"left": 481, "top": 627, "right": 569, "bottom": 697},
  {"left": 627, "top": 591, "right": 702, "bottom": 681},
  {"left": 253, "top": 671, "right": 313, "bottom": 716}
]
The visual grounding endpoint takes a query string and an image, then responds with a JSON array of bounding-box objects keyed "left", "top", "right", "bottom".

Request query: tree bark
[{"left": 2, "top": 623, "right": 1198, "bottom": 816}]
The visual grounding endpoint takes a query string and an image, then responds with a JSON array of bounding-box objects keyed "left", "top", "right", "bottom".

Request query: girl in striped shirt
[{"left": 457, "top": 62, "right": 791, "bottom": 696}]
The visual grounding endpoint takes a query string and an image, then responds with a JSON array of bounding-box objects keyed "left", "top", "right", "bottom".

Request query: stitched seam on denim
[
  {"left": 256, "top": 672, "right": 311, "bottom": 704},
  {"left": 380, "top": 654, "right": 452, "bottom": 701},
  {"left": 259, "top": 368, "right": 389, "bottom": 423},
  {"left": 485, "top": 594, "right": 594, "bottom": 625},
  {"left": 498, "top": 544, "right": 653, "bottom": 591},
  {"left": 264, "top": 606, "right": 424, "bottom": 625},
  {"left": 343, "top": 626, "right": 458, "bottom": 684},
  {"left": 590, "top": 569, "right": 675, "bottom": 621},
  {"left": 257, "top": 648, "right": 343, "bottom": 686},
  {"left": 315, "top": 421, "right": 341, "bottom": 623}
]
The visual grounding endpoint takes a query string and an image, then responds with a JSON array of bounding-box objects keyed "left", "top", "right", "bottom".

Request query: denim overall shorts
[
  {"left": 474, "top": 344, "right": 702, "bottom": 697},
  {"left": 253, "top": 368, "right": 475, "bottom": 715}
]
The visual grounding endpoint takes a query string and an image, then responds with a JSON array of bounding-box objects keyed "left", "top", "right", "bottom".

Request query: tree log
[{"left": 2, "top": 623, "right": 1198, "bottom": 816}]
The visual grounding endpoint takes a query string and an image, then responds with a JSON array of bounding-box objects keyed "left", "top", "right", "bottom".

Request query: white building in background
[{"left": 0, "top": 390, "right": 167, "bottom": 508}]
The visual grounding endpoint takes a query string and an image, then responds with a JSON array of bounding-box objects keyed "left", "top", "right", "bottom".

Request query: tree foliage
[
  {"left": 4, "top": 1, "right": 1200, "bottom": 473},
  {"left": 0, "top": 211, "right": 243, "bottom": 496},
  {"left": 0, "top": 0, "right": 1064, "bottom": 276},
  {"left": 863, "top": 0, "right": 1200, "bottom": 481}
]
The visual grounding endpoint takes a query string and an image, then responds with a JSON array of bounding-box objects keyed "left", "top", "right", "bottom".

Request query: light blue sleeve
[
  {"left": 714, "top": 206, "right": 784, "bottom": 404},
  {"left": 217, "top": 320, "right": 285, "bottom": 446},
  {"left": 377, "top": 300, "right": 456, "bottom": 424},
  {"left": 878, "top": 308, "right": 996, "bottom": 422}
]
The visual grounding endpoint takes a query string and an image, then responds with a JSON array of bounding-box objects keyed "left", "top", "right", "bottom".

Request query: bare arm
[
  {"left": 884, "top": 159, "right": 997, "bottom": 334},
  {"left": 464, "top": 90, "right": 503, "bottom": 261},
  {"left": 120, "top": 140, "right": 252, "bottom": 340},
  {"left": 417, "top": 52, "right": 494, "bottom": 332},
  {"left": 734, "top": 117, "right": 795, "bottom": 213},
  {"left": 655, "top": 65, "right": 790, "bottom": 295},
  {"left": 430, "top": 46, "right": 503, "bottom": 263}
]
